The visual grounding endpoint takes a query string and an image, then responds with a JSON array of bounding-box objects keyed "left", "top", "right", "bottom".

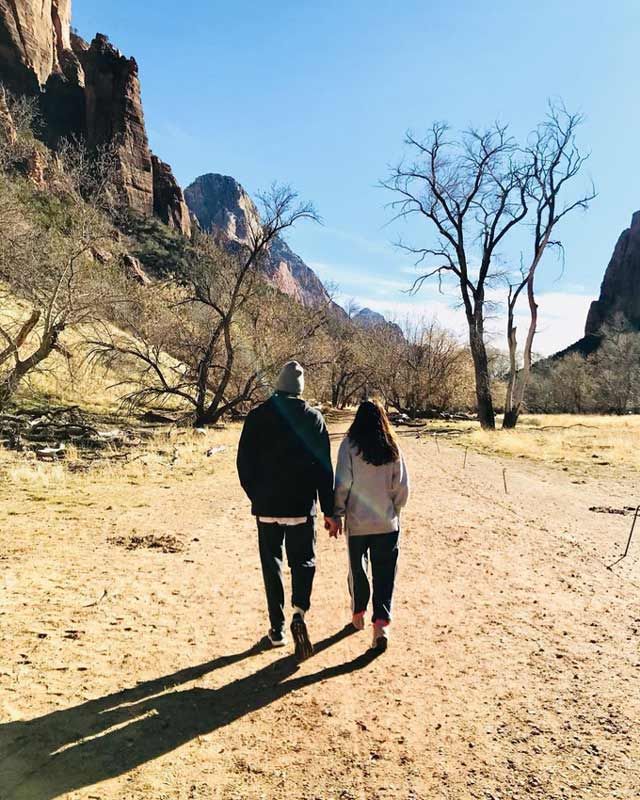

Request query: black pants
[
  {"left": 257, "top": 519, "right": 316, "bottom": 634},
  {"left": 348, "top": 531, "right": 399, "bottom": 624}
]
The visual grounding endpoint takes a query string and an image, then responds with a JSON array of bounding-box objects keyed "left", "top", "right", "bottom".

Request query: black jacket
[{"left": 237, "top": 393, "right": 334, "bottom": 517}]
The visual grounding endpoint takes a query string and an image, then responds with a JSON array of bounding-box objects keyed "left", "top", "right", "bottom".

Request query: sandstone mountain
[
  {"left": 0, "top": 0, "right": 190, "bottom": 235},
  {"left": 185, "top": 173, "right": 330, "bottom": 307},
  {"left": 353, "top": 307, "right": 402, "bottom": 335},
  {"left": 0, "top": 2, "right": 398, "bottom": 324},
  {"left": 0, "top": 0, "right": 73, "bottom": 93},
  {"left": 550, "top": 211, "right": 640, "bottom": 361},
  {"left": 585, "top": 211, "right": 640, "bottom": 336}
]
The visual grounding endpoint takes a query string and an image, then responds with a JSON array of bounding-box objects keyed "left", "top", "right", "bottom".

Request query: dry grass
[
  {"left": 440, "top": 413, "right": 640, "bottom": 475},
  {"left": 0, "top": 424, "right": 239, "bottom": 513}
]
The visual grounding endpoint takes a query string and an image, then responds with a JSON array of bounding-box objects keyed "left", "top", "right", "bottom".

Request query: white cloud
[
  {"left": 309, "top": 257, "right": 593, "bottom": 355},
  {"left": 352, "top": 291, "right": 593, "bottom": 355},
  {"left": 514, "top": 292, "right": 593, "bottom": 355}
]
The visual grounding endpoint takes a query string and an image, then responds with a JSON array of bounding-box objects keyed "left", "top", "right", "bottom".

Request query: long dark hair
[{"left": 347, "top": 399, "right": 400, "bottom": 466}]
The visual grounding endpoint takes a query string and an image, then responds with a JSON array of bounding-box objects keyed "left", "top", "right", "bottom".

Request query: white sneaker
[{"left": 268, "top": 629, "right": 287, "bottom": 647}]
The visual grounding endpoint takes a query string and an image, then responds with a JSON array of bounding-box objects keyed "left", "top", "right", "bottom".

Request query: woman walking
[{"left": 332, "top": 399, "right": 410, "bottom": 651}]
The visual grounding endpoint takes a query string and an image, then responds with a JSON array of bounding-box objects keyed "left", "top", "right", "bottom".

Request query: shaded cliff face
[
  {"left": 77, "top": 33, "right": 153, "bottom": 215},
  {"left": 185, "top": 173, "right": 329, "bottom": 306},
  {"left": 0, "top": 0, "right": 73, "bottom": 93},
  {"left": 585, "top": 211, "right": 640, "bottom": 335},
  {"left": 0, "top": 0, "right": 188, "bottom": 233},
  {"left": 151, "top": 155, "right": 191, "bottom": 237}
]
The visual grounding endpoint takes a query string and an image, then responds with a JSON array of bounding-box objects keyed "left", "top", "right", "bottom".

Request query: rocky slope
[
  {"left": 152, "top": 155, "right": 191, "bottom": 237},
  {"left": 585, "top": 211, "right": 640, "bottom": 335},
  {"left": 0, "top": 0, "right": 190, "bottom": 234},
  {"left": 185, "top": 173, "right": 330, "bottom": 307}
]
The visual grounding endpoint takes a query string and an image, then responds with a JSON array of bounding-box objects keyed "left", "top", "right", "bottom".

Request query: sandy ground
[{"left": 1, "top": 422, "right": 640, "bottom": 800}]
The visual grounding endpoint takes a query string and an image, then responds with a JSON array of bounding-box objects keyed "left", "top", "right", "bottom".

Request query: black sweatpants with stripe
[
  {"left": 348, "top": 531, "right": 399, "bottom": 624},
  {"left": 258, "top": 519, "right": 316, "bottom": 635}
]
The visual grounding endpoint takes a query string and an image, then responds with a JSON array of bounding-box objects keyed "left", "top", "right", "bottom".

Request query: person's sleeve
[
  {"left": 314, "top": 413, "right": 335, "bottom": 516},
  {"left": 391, "top": 452, "right": 410, "bottom": 513},
  {"left": 333, "top": 439, "right": 353, "bottom": 519},
  {"left": 236, "top": 411, "right": 258, "bottom": 501}
]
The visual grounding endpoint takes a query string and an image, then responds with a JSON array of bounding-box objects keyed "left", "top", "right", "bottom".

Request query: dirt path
[{"left": 1, "top": 425, "right": 639, "bottom": 799}]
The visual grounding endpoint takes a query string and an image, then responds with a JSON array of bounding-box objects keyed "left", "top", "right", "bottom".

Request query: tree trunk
[
  {"left": 503, "top": 239, "right": 545, "bottom": 430},
  {"left": 468, "top": 326, "right": 495, "bottom": 430},
  {"left": 502, "top": 407, "right": 520, "bottom": 429},
  {"left": 0, "top": 324, "right": 62, "bottom": 410}
]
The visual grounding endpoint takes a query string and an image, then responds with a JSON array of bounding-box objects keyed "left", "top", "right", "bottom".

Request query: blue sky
[{"left": 74, "top": 0, "right": 639, "bottom": 353}]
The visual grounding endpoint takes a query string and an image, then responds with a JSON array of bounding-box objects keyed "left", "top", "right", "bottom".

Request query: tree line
[
  {"left": 2, "top": 86, "right": 633, "bottom": 426},
  {"left": 526, "top": 321, "right": 640, "bottom": 415},
  {"left": 0, "top": 87, "right": 474, "bottom": 422}
]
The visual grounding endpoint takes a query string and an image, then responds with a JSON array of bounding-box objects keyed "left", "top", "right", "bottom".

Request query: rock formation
[
  {"left": 585, "top": 211, "right": 640, "bottom": 335},
  {"left": 549, "top": 211, "right": 640, "bottom": 361},
  {"left": 184, "top": 172, "right": 260, "bottom": 241},
  {"left": 265, "top": 235, "right": 329, "bottom": 306},
  {"left": 185, "top": 173, "right": 329, "bottom": 306},
  {"left": 85, "top": 34, "right": 152, "bottom": 213},
  {"left": 122, "top": 253, "right": 150, "bottom": 286},
  {"left": 0, "top": 1, "right": 188, "bottom": 230},
  {"left": 0, "top": 0, "right": 74, "bottom": 93},
  {"left": 151, "top": 155, "right": 191, "bottom": 237},
  {"left": 353, "top": 307, "right": 404, "bottom": 338},
  {"left": 0, "top": 2, "right": 345, "bottom": 309}
]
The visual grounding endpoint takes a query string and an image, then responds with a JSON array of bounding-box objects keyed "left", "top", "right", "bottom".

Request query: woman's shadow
[{"left": 0, "top": 626, "right": 379, "bottom": 800}]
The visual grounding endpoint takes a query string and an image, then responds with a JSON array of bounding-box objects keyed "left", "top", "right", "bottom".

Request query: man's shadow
[{"left": 1, "top": 626, "right": 379, "bottom": 800}]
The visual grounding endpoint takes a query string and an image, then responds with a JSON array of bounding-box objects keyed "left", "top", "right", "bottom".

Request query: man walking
[{"left": 237, "top": 361, "right": 337, "bottom": 660}]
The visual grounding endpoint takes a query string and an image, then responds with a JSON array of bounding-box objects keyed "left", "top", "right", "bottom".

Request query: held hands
[{"left": 324, "top": 516, "right": 342, "bottom": 538}]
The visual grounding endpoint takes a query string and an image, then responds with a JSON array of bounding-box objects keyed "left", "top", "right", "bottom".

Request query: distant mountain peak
[
  {"left": 353, "top": 307, "right": 403, "bottom": 337},
  {"left": 184, "top": 173, "right": 330, "bottom": 306},
  {"left": 585, "top": 210, "right": 640, "bottom": 336},
  {"left": 552, "top": 210, "right": 640, "bottom": 359},
  {"left": 353, "top": 307, "right": 388, "bottom": 326},
  {"left": 184, "top": 174, "right": 258, "bottom": 244}
]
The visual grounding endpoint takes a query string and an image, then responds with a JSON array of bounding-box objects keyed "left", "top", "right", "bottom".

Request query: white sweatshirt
[{"left": 334, "top": 437, "right": 410, "bottom": 536}]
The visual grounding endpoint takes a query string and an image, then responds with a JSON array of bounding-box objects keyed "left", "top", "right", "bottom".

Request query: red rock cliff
[
  {"left": 0, "top": 0, "right": 74, "bottom": 91},
  {"left": 0, "top": 0, "right": 189, "bottom": 232}
]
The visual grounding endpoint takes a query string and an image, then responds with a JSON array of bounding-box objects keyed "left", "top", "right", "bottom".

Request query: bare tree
[
  {"left": 0, "top": 130, "right": 123, "bottom": 409},
  {"left": 91, "top": 186, "right": 320, "bottom": 425},
  {"left": 588, "top": 319, "right": 640, "bottom": 414},
  {"left": 323, "top": 303, "right": 376, "bottom": 408},
  {"left": 374, "top": 318, "right": 470, "bottom": 417},
  {"left": 503, "top": 106, "right": 595, "bottom": 428},
  {"left": 383, "top": 103, "right": 593, "bottom": 430},
  {"left": 383, "top": 123, "right": 529, "bottom": 429}
]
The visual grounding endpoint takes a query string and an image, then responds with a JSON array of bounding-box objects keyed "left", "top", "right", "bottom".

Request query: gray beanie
[{"left": 276, "top": 361, "right": 305, "bottom": 396}]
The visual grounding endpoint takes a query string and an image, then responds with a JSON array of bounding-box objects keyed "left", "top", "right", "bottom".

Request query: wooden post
[
  {"left": 607, "top": 504, "right": 640, "bottom": 569},
  {"left": 502, "top": 467, "right": 508, "bottom": 494}
]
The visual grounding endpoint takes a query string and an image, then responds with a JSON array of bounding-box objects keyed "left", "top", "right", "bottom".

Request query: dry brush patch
[{"left": 406, "top": 413, "right": 640, "bottom": 477}]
